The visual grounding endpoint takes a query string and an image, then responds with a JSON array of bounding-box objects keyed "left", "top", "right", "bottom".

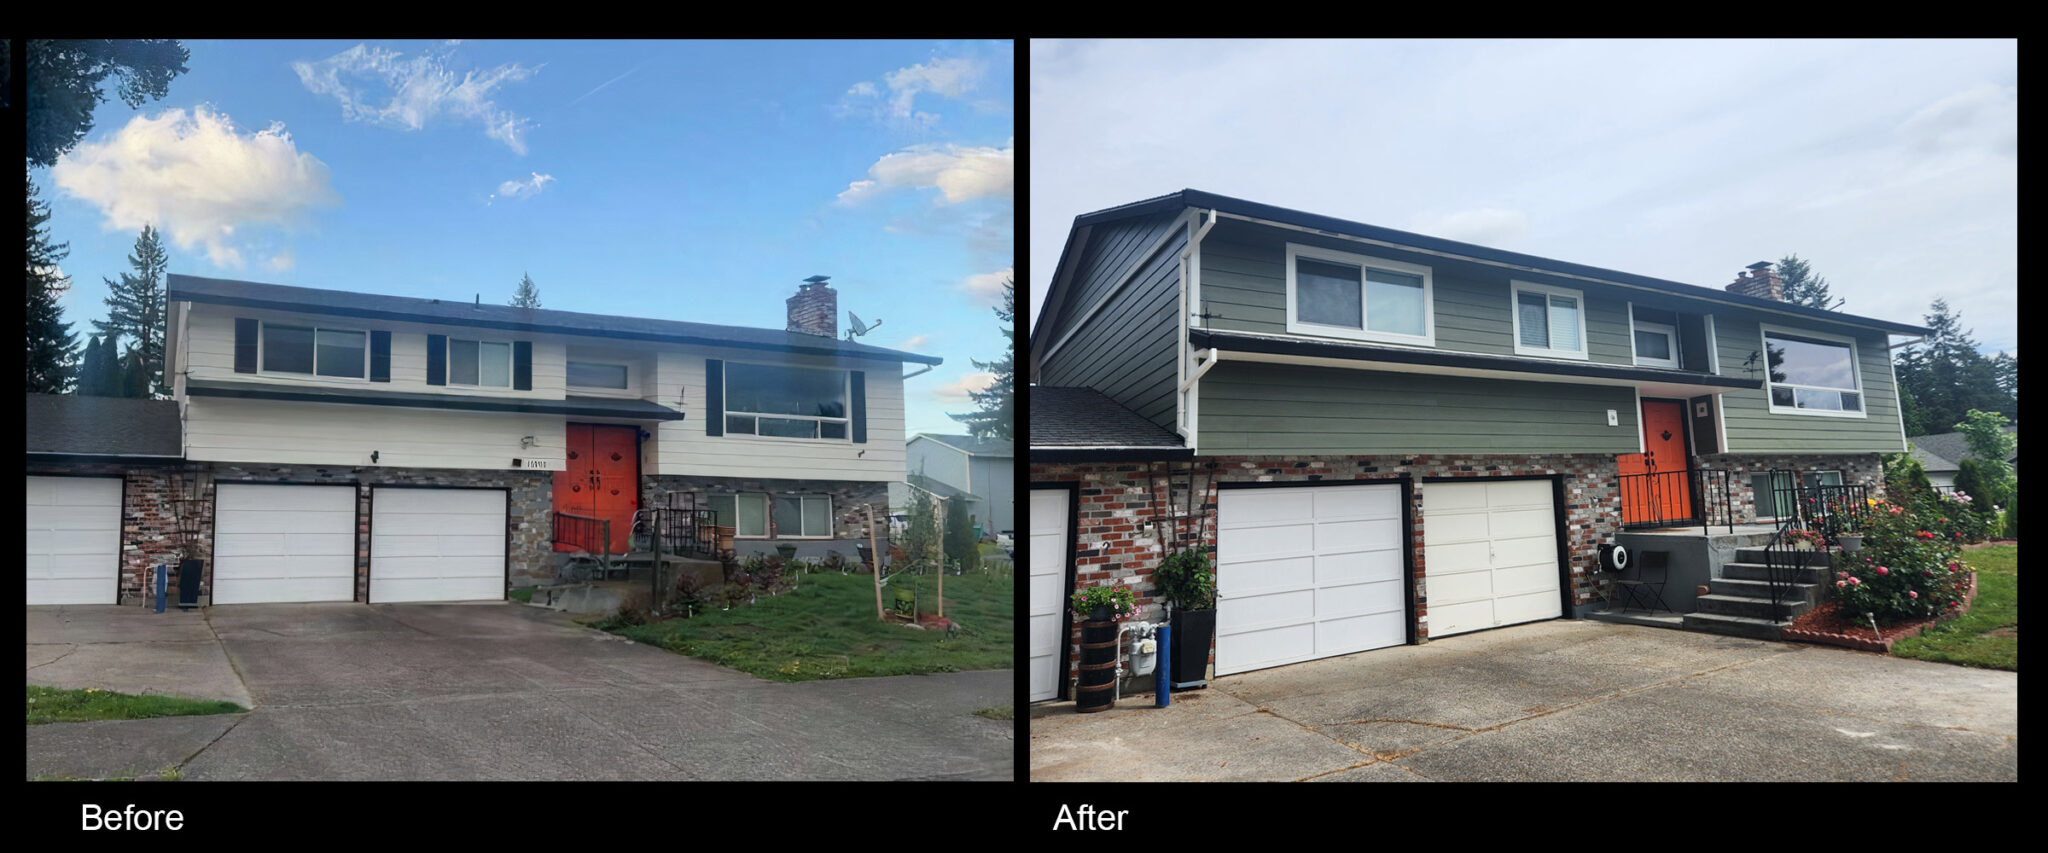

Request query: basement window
[
  {"left": 772, "top": 495, "right": 833, "bottom": 538},
  {"left": 709, "top": 493, "right": 769, "bottom": 538}
]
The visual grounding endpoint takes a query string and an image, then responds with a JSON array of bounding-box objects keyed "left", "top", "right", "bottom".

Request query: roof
[
  {"left": 26, "top": 393, "right": 183, "bottom": 458},
  {"left": 169, "top": 274, "right": 942, "bottom": 366},
  {"left": 914, "top": 433, "right": 1014, "bottom": 458},
  {"left": 906, "top": 472, "right": 980, "bottom": 503},
  {"left": 1908, "top": 428, "right": 2018, "bottom": 472},
  {"left": 1029, "top": 386, "right": 1191, "bottom": 462},
  {"left": 1034, "top": 189, "right": 1935, "bottom": 355}
]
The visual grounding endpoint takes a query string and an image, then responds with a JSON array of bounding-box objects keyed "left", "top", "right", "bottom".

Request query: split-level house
[
  {"left": 1026, "top": 190, "right": 1930, "bottom": 702},
  {"left": 905, "top": 433, "right": 1016, "bottom": 538},
  {"left": 24, "top": 275, "right": 937, "bottom": 607}
]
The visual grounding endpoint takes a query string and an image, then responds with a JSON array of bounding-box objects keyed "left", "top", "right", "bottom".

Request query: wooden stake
[{"left": 866, "top": 504, "right": 884, "bottom": 621}]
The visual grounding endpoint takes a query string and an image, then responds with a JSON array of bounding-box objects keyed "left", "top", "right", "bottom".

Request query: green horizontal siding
[
  {"left": 1713, "top": 312, "right": 1905, "bottom": 454},
  {"left": 1198, "top": 361, "right": 1640, "bottom": 456}
]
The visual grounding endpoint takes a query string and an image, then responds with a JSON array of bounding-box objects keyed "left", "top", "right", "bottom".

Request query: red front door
[
  {"left": 1619, "top": 400, "right": 1692, "bottom": 524},
  {"left": 553, "top": 424, "right": 639, "bottom": 554}
]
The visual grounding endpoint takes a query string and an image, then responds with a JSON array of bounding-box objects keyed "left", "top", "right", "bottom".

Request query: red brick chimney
[
  {"left": 787, "top": 275, "right": 837, "bottom": 338},
  {"left": 1726, "top": 261, "right": 1784, "bottom": 302}
]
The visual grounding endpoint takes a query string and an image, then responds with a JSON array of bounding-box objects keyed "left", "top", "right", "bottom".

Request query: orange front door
[
  {"left": 553, "top": 424, "right": 639, "bottom": 553},
  {"left": 1620, "top": 400, "right": 1692, "bottom": 524}
]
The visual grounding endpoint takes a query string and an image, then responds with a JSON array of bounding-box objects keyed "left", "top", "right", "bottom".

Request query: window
[
  {"left": 1751, "top": 471, "right": 1842, "bottom": 519},
  {"left": 709, "top": 494, "right": 768, "bottom": 538},
  {"left": 1284, "top": 243, "right": 1433, "bottom": 345},
  {"left": 1631, "top": 306, "right": 1681, "bottom": 369},
  {"left": 448, "top": 338, "right": 512, "bottom": 387},
  {"left": 772, "top": 495, "right": 833, "bottom": 538},
  {"left": 567, "top": 361, "right": 630, "bottom": 389},
  {"left": 1762, "top": 327, "right": 1863, "bottom": 417},
  {"left": 723, "top": 362, "right": 850, "bottom": 440},
  {"left": 1510, "top": 281, "right": 1587, "bottom": 359},
  {"left": 262, "top": 323, "right": 366, "bottom": 378}
]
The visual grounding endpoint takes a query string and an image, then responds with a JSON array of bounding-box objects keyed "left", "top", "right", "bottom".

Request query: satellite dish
[{"left": 847, "top": 311, "right": 882, "bottom": 339}]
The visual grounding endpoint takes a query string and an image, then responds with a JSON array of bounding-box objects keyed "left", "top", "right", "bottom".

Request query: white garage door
[
  {"left": 1028, "top": 488, "right": 1071, "bottom": 702},
  {"left": 1423, "top": 479, "right": 1562, "bottom": 638},
  {"left": 369, "top": 488, "right": 506, "bottom": 603},
  {"left": 1215, "top": 484, "right": 1407, "bottom": 676},
  {"left": 213, "top": 484, "right": 357, "bottom": 605},
  {"left": 26, "top": 476, "right": 123, "bottom": 605}
]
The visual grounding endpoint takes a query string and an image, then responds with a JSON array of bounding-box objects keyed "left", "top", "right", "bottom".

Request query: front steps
[{"left": 1681, "top": 547, "right": 1834, "bottom": 640}]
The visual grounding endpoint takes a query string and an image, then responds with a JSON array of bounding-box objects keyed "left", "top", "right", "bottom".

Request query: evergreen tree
[
  {"left": 510, "top": 272, "right": 542, "bottom": 309},
  {"left": 94, "top": 226, "right": 170, "bottom": 398},
  {"left": 27, "top": 39, "right": 189, "bottom": 167},
  {"left": 117, "top": 342, "right": 152, "bottom": 398},
  {"left": 947, "top": 278, "right": 1014, "bottom": 441},
  {"left": 1896, "top": 383, "right": 1925, "bottom": 438},
  {"left": 1777, "top": 254, "right": 1843, "bottom": 311},
  {"left": 76, "top": 336, "right": 106, "bottom": 396},
  {"left": 27, "top": 173, "right": 79, "bottom": 393},
  {"left": 1894, "top": 299, "right": 2014, "bottom": 434}
]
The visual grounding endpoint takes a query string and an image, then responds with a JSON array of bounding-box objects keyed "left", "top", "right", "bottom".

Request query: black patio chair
[{"left": 1615, "top": 549, "right": 1673, "bottom": 615}]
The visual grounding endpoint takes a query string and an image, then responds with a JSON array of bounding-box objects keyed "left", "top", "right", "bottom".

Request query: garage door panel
[
  {"left": 214, "top": 553, "right": 355, "bottom": 581},
  {"left": 1496, "top": 590, "right": 1563, "bottom": 624},
  {"left": 1424, "top": 511, "right": 1490, "bottom": 545},
  {"left": 1429, "top": 567, "right": 1495, "bottom": 605},
  {"left": 1219, "top": 521, "right": 1316, "bottom": 559},
  {"left": 1315, "top": 577, "right": 1403, "bottom": 619},
  {"left": 1217, "top": 484, "right": 1408, "bottom": 675},
  {"left": 1425, "top": 482, "right": 1489, "bottom": 510},
  {"left": 1424, "top": 540, "right": 1490, "bottom": 573},
  {"left": 1487, "top": 508, "right": 1555, "bottom": 539},
  {"left": 1316, "top": 517, "right": 1401, "bottom": 552},
  {"left": 219, "top": 485, "right": 353, "bottom": 512},
  {"left": 1217, "top": 588, "right": 1314, "bottom": 635},
  {"left": 217, "top": 576, "right": 354, "bottom": 605},
  {"left": 1486, "top": 479, "right": 1553, "bottom": 506},
  {"left": 372, "top": 533, "right": 501, "bottom": 558},
  {"left": 1220, "top": 555, "right": 1314, "bottom": 598},
  {"left": 373, "top": 556, "right": 499, "bottom": 580},
  {"left": 1224, "top": 489, "right": 1315, "bottom": 524},
  {"left": 1029, "top": 489, "right": 1072, "bottom": 703},
  {"left": 1316, "top": 611, "right": 1405, "bottom": 656},
  {"left": 1314, "top": 548, "right": 1402, "bottom": 587},
  {"left": 1432, "top": 600, "right": 1493, "bottom": 637},
  {"left": 1494, "top": 561, "right": 1562, "bottom": 596},
  {"left": 1215, "top": 623, "right": 1315, "bottom": 673},
  {"left": 284, "top": 532, "right": 355, "bottom": 555},
  {"left": 1313, "top": 486, "right": 1401, "bottom": 519},
  {"left": 369, "top": 489, "right": 507, "bottom": 603},
  {"left": 1029, "top": 613, "right": 1061, "bottom": 657}
]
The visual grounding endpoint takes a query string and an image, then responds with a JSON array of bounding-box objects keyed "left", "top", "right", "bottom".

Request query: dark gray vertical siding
[{"left": 1039, "top": 209, "right": 1189, "bottom": 430}]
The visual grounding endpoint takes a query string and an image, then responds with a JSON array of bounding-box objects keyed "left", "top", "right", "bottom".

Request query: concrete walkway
[
  {"left": 1030, "top": 620, "right": 2016, "bottom": 782},
  {"left": 27, "top": 603, "right": 1012, "bottom": 781}
]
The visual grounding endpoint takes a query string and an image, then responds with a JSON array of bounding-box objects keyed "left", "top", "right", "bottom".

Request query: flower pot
[
  {"left": 716, "top": 526, "right": 736, "bottom": 554},
  {"left": 1837, "top": 534, "right": 1864, "bottom": 552},
  {"left": 1088, "top": 604, "right": 1115, "bottom": 623},
  {"left": 1169, "top": 608, "right": 1215, "bottom": 686}
]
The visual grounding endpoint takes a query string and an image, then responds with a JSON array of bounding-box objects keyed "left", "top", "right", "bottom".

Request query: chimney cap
[
  {"left": 1746, "top": 261, "right": 1774, "bottom": 272},
  {"left": 803, "top": 275, "right": 832, "bottom": 285}
]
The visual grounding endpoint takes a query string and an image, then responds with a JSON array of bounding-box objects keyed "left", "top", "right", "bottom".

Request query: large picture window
[
  {"left": 263, "top": 323, "right": 366, "bottom": 379},
  {"left": 1763, "top": 327, "right": 1863, "bottom": 417},
  {"left": 1284, "top": 244, "right": 1433, "bottom": 346},
  {"left": 1511, "top": 281, "right": 1587, "bottom": 359},
  {"left": 772, "top": 495, "right": 833, "bottom": 538},
  {"left": 709, "top": 494, "right": 769, "bottom": 538},
  {"left": 448, "top": 338, "right": 512, "bottom": 388},
  {"left": 723, "top": 363, "right": 849, "bottom": 439}
]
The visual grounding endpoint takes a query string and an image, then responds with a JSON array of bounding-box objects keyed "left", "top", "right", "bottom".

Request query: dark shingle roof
[
  {"left": 907, "top": 472, "right": 980, "bottom": 503},
  {"left": 26, "top": 394, "right": 182, "bottom": 457},
  {"left": 168, "top": 274, "right": 941, "bottom": 365},
  {"left": 1029, "top": 387, "right": 1188, "bottom": 458},
  {"left": 1909, "top": 428, "right": 2018, "bottom": 472},
  {"left": 916, "top": 433, "right": 1014, "bottom": 457}
]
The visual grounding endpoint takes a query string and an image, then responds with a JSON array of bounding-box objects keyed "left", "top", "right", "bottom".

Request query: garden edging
[{"left": 1782, "top": 571, "right": 1980, "bottom": 653}]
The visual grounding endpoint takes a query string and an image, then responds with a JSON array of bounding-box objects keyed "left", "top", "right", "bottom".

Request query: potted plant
[
  {"left": 1069, "top": 582, "right": 1137, "bottom": 623},
  {"left": 1153, "top": 549, "right": 1216, "bottom": 686}
]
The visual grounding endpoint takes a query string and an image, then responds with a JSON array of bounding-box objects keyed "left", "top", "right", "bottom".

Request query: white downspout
[{"left": 1181, "top": 209, "right": 1219, "bottom": 450}]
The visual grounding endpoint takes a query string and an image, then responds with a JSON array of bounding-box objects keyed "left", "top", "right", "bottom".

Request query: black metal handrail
[
  {"left": 1617, "top": 467, "right": 1735, "bottom": 534},
  {"left": 1761, "top": 472, "right": 1873, "bottom": 621}
]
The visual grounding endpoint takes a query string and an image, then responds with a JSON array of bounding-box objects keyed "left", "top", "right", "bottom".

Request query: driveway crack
[{"left": 25, "top": 644, "right": 80, "bottom": 672}]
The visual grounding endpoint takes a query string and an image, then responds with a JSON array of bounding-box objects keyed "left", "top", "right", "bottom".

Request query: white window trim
[
  {"left": 446, "top": 337, "right": 515, "bottom": 388},
  {"left": 1509, "top": 280, "right": 1590, "bottom": 360},
  {"left": 1283, "top": 243, "right": 1435, "bottom": 347},
  {"left": 721, "top": 361, "right": 853, "bottom": 443},
  {"left": 1760, "top": 324, "right": 1867, "bottom": 419},
  {"left": 566, "top": 360, "right": 632, "bottom": 390},
  {"left": 1631, "top": 318, "right": 1680, "bottom": 369},
  {"left": 772, "top": 494, "right": 836, "bottom": 539},
  {"left": 260, "top": 322, "right": 368, "bottom": 380},
  {"left": 712, "top": 492, "right": 771, "bottom": 539}
]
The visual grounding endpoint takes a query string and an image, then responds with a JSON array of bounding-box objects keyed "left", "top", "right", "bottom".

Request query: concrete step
[
  {"left": 1681, "top": 611, "right": 1789, "bottom": 641},
  {"left": 1694, "top": 592, "right": 1814, "bottom": 621},
  {"left": 1721, "top": 562, "right": 1830, "bottom": 584},
  {"left": 1708, "top": 578, "right": 1826, "bottom": 607},
  {"left": 1733, "top": 547, "right": 1835, "bottom": 566}
]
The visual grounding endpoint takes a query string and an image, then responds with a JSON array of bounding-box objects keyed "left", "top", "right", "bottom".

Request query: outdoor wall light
[{"left": 520, "top": 436, "right": 538, "bottom": 449}]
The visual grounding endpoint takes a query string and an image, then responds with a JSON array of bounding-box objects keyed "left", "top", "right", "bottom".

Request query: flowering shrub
[
  {"left": 1832, "top": 497, "right": 1973, "bottom": 623},
  {"left": 1071, "top": 582, "right": 1139, "bottom": 621}
]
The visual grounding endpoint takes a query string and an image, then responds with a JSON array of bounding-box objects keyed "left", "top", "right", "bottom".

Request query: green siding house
[{"left": 1026, "top": 190, "right": 1931, "bottom": 701}]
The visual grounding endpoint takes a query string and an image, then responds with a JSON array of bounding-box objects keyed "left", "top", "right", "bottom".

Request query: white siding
[
  {"left": 654, "top": 346, "right": 908, "bottom": 482},
  {"left": 187, "top": 396, "right": 565, "bottom": 471},
  {"left": 184, "top": 305, "right": 573, "bottom": 401}
]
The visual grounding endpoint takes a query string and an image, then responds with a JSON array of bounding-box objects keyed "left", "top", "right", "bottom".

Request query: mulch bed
[{"left": 1781, "top": 572, "right": 1980, "bottom": 653}]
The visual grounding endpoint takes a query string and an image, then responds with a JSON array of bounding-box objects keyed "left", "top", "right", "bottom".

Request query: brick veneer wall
[
  {"left": 26, "top": 461, "right": 190, "bottom": 606},
  {"left": 1694, "top": 453, "right": 1885, "bottom": 523},
  {"left": 642, "top": 475, "right": 891, "bottom": 559},
  {"left": 1030, "top": 452, "right": 1624, "bottom": 688}
]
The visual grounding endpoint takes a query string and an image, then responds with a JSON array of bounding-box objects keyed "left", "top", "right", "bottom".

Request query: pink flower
[
  {"left": 1909, "top": 591, "right": 1919, "bottom": 599},
  {"left": 1837, "top": 580, "right": 1847, "bottom": 588},
  {"left": 1837, "top": 571, "right": 1848, "bottom": 579},
  {"left": 1848, "top": 577, "right": 1861, "bottom": 586},
  {"left": 1876, "top": 566, "right": 1889, "bottom": 576}
]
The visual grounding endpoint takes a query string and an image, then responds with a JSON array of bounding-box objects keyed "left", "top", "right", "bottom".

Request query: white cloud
[
  {"left": 293, "top": 43, "right": 540, "bottom": 154},
  {"left": 935, "top": 371, "right": 997, "bottom": 401},
  {"left": 837, "top": 143, "right": 1013, "bottom": 206},
  {"left": 842, "top": 56, "right": 984, "bottom": 128},
  {"left": 847, "top": 81, "right": 877, "bottom": 97},
  {"left": 897, "top": 333, "right": 931, "bottom": 350},
  {"left": 1411, "top": 207, "right": 1530, "bottom": 246},
  {"left": 267, "top": 249, "right": 295, "bottom": 272},
  {"left": 958, "top": 267, "right": 1013, "bottom": 305},
  {"left": 490, "top": 172, "right": 556, "bottom": 203},
  {"left": 52, "top": 106, "right": 337, "bottom": 270},
  {"left": 33, "top": 265, "right": 70, "bottom": 289}
]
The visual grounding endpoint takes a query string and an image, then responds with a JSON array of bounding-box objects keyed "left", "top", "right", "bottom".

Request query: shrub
[
  {"left": 1954, "top": 458, "right": 2010, "bottom": 518},
  {"left": 1831, "top": 497, "right": 1972, "bottom": 624},
  {"left": 2003, "top": 494, "right": 2018, "bottom": 540},
  {"left": 666, "top": 574, "right": 706, "bottom": 617},
  {"left": 943, "top": 497, "right": 981, "bottom": 573},
  {"left": 1070, "top": 582, "right": 1138, "bottom": 621},
  {"left": 1882, "top": 452, "right": 1933, "bottom": 502},
  {"left": 1152, "top": 549, "right": 1216, "bottom": 611}
]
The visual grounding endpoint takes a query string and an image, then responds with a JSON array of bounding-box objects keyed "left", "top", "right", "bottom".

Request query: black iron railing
[
  {"left": 1617, "top": 468, "right": 1735, "bottom": 534},
  {"left": 1761, "top": 471, "right": 1872, "bottom": 621},
  {"left": 647, "top": 492, "right": 717, "bottom": 559}
]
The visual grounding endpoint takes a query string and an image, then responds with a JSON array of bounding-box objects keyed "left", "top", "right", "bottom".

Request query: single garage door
[
  {"left": 213, "top": 483, "right": 358, "bottom": 605},
  {"left": 1028, "top": 488, "right": 1071, "bottom": 702},
  {"left": 1422, "top": 479, "right": 1562, "bottom": 638},
  {"left": 369, "top": 487, "right": 507, "bottom": 603},
  {"left": 1215, "top": 484, "right": 1407, "bottom": 676},
  {"left": 26, "top": 476, "right": 123, "bottom": 605}
]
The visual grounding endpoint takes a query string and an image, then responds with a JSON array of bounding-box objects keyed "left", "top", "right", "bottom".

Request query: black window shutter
[
  {"left": 851, "top": 370, "right": 867, "bottom": 444},
  {"left": 705, "top": 359, "right": 724, "bottom": 436},
  {"left": 513, "top": 341, "right": 532, "bottom": 390},
  {"left": 234, "top": 319, "right": 258, "bottom": 373},
  {"left": 369, "top": 331, "right": 391, "bottom": 382},
  {"left": 426, "top": 335, "right": 447, "bottom": 385}
]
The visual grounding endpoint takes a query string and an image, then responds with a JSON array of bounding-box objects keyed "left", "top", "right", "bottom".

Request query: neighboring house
[
  {"left": 1026, "top": 189, "right": 1931, "bottom": 702},
  {"left": 1908, "top": 426, "right": 2018, "bottom": 490},
  {"left": 24, "top": 274, "right": 937, "bottom": 607},
  {"left": 906, "top": 433, "right": 1015, "bottom": 536},
  {"left": 26, "top": 394, "right": 186, "bottom": 606}
]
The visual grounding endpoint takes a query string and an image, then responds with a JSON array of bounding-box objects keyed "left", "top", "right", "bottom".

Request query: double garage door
[
  {"left": 212, "top": 484, "right": 506, "bottom": 604},
  {"left": 1214, "top": 480, "right": 1562, "bottom": 676}
]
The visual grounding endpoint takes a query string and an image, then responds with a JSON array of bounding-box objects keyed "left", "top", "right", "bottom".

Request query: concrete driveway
[
  {"left": 27, "top": 603, "right": 1012, "bottom": 781},
  {"left": 1030, "top": 619, "right": 2016, "bottom": 782}
]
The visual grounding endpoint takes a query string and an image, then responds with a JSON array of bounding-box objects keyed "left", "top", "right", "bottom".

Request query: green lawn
[
  {"left": 600, "top": 567, "right": 1012, "bottom": 682},
  {"left": 508, "top": 586, "right": 535, "bottom": 603},
  {"left": 1892, "top": 545, "right": 2017, "bottom": 671},
  {"left": 26, "top": 686, "right": 245, "bottom": 725}
]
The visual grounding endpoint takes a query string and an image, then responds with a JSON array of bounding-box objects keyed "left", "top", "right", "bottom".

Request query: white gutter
[
  {"left": 903, "top": 363, "right": 934, "bottom": 379},
  {"left": 1884, "top": 335, "right": 1927, "bottom": 351}
]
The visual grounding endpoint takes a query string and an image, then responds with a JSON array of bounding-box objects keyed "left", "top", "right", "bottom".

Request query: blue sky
[{"left": 36, "top": 39, "right": 1014, "bottom": 436}]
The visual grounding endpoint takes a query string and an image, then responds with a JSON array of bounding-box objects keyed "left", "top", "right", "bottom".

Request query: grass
[
  {"left": 977, "top": 542, "right": 1009, "bottom": 558},
  {"left": 26, "top": 686, "right": 246, "bottom": 725},
  {"left": 1892, "top": 545, "right": 2017, "bottom": 671},
  {"left": 973, "top": 706, "right": 1013, "bottom": 720},
  {"left": 601, "top": 567, "right": 1012, "bottom": 682},
  {"left": 34, "top": 765, "right": 182, "bottom": 782},
  {"left": 509, "top": 586, "right": 535, "bottom": 603}
]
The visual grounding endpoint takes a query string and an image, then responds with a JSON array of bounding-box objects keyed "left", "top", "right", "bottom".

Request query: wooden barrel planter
[{"left": 1076, "top": 619, "right": 1118, "bottom": 713}]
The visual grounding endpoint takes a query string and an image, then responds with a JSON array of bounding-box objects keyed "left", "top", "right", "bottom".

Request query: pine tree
[
  {"left": 27, "top": 172, "right": 79, "bottom": 393},
  {"left": 947, "top": 278, "right": 1014, "bottom": 441},
  {"left": 117, "top": 342, "right": 152, "bottom": 398},
  {"left": 27, "top": 39, "right": 190, "bottom": 167},
  {"left": 510, "top": 272, "right": 542, "bottom": 309},
  {"left": 94, "top": 225, "right": 170, "bottom": 398},
  {"left": 1777, "top": 254, "right": 1843, "bottom": 311},
  {"left": 1894, "top": 299, "right": 2015, "bottom": 434},
  {"left": 77, "top": 336, "right": 105, "bottom": 396}
]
